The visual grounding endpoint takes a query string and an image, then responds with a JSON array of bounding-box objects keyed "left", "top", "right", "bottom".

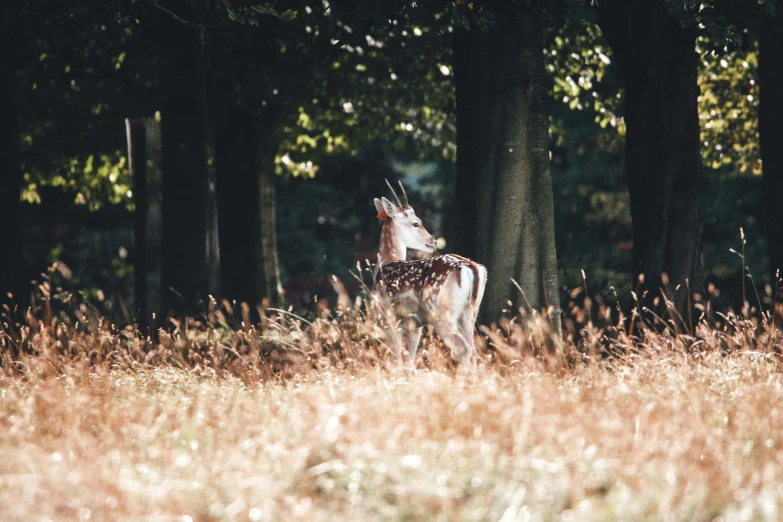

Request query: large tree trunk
[
  {"left": 158, "top": 1, "right": 210, "bottom": 312},
  {"left": 470, "top": 7, "right": 561, "bottom": 328},
  {"left": 759, "top": 7, "right": 783, "bottom": 291},
  {"left": 215, "top": 109, "right": 255, "bottom": 305},
  {"left": 215, "top": 110, "right": 283, "bottom": 308},
  {"left": 598, "top": 1, "right": 704, "bottom": 316},
  {"left": 0, "top": 15, "right": 21, "bottom": 307},
  {"left": 213, "top": 20, "right": 283, "bottom": 309},
  {"left": 453, "top": 28, "right": 477, "bottom": 260}
]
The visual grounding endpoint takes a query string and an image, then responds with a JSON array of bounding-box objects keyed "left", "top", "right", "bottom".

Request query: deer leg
[
  {"left": 387, "top": 325, "right": 404, "bottom": 367},
  {"left": 458, "top": 309, "right": 476, "bottom": 349},
  {"left": 458, "top": 311, "right": 478, "bottom": 369},
  {"left": 433, "top": 321, "right": 473, "bottom": 365},
  {"left": 403, "top": 321, "right": 423, "bottom": 371},
  {"left": 425, "top": 271, "right": 475, "bottom": 367}
]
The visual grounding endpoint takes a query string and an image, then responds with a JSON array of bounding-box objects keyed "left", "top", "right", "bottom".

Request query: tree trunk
[
  {"left": 215, "top": 109, "right": 260, "bottom": 306},
  {"left": 598, "top": 1, "right": 704, "bottom": 316},
  {"left": 215, "top": 108, "right": 283, "bottom": 308},
  {"left": 470, "top": 8, "right": 561, "bottom": 328},
  {"left": 159, "top": 1, "right": 210, "bottom": 312},
  {"left": 759, "top": 7, "right": 783, "bottom": 291},
  {"left": 0, "top": 15, "right": 21, "bottom": 307},
  {"left": 453, "top": 28, "right": 477, "bottom": 260},
  {"left": 203, "top": 0, "right": 221, "bottom": 299},
  {"left": 213, "top": 19, "right": 283, "bottom": 309},
  {"left": 126, "top": 118, "right": 148, "bottom": 329},
  {"left": 257, "top": 145, "right": 283, "bottom": 307}
]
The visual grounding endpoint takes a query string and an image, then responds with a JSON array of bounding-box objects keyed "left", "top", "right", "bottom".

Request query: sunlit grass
[{"left": 2, "top": 282, "right": 783, "bottom": 521}]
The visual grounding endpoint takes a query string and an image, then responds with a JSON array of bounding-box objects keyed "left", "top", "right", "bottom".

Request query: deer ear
[
  {"left": 380, "top": 197, "right": 400, "bottom": 219},
  {"left": 374, "top": 198, "right": 388, "bottom": 220}
]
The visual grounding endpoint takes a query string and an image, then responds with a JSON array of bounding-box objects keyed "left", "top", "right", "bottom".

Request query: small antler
[
  {"left": 397, "top": 181, "right": 410, "bottom": 209},
  {"left": 385, "top": 178, "right": 403, "bottom": 208}
]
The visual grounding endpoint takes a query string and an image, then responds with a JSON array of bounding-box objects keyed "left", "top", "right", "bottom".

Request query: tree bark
[
  {"left": 470, "top": 7, "right": 561, "bottom": 328},
  {"left": 213, "top": 19, "right": 283, "bottom": 309},
  {"left": 215, "top": 108, "right": 255, "bottom": 305},
  {"left": 215, "top": 108, "right": 283, "bottom": 308},
  {"left": 598, "top": 1, "right": 704, "bottom": 316},
  {"left": 126, "top": 118, "right": 148, "bottom": 329},
  {"left": 257, "top": 144, "right": 283, "bottom": 307},
  {"left": 759, "top": 7, "right": 783, "bottom": 290},
  {"left": 158, "top": 1, "right": 210, "bottom": 312},
  {"left": 203, "top": 0, "right": 221, "bottom": 299},
  {"left": 453, "top": 28, "right": 477, "bottom": 260},
  {"left": 0, "top": 14, "right": 21, "bottom": 307}
]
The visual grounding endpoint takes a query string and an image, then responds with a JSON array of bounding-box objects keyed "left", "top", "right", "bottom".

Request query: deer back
[{"left": 376, "top": 254, "right": 479, "bottom": 301}]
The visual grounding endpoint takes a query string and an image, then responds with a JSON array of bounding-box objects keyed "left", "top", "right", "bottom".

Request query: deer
[{"left": 373, "top": 179, "right": 487, "bottom": 371}]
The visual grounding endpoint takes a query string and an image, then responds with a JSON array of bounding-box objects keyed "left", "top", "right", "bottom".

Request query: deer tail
[{"left": 469, "top": 262, "right": 487, "bottom": 312}]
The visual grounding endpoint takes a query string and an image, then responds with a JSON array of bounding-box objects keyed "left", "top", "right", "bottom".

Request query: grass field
[{"left": 2, "top": 289, "right": 783, "bottom": 521}]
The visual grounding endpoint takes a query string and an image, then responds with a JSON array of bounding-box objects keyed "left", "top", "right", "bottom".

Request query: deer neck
[{"left": 378, "top": 220, "right": 407, "bottom": 265}]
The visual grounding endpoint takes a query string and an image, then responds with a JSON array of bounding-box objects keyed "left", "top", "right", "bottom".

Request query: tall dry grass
[{"left": 2, "top": 276, "right": 783, "bottom": 521}]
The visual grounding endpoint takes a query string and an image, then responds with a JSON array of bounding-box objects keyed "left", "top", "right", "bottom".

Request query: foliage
[
  {"left": 550, "top": 101, "right": 630, "bottom": 298},
  {"left": 267, "top": 4, "right": 457, "bottom": 177},
  {"left": 18, "top": 2, "right": 150, "bottom": 209},
  {"left": 224, "top": 1, "right": 300, "bottom": 23},
  {"left": 546, "top": 22, "right": 625, "bottom": 137},
  {"left": 543, "top": 16, "right": 770, "bottom": 299},
  {"left": 20, "top": 187, "right": 135, "bottom": 315},
  {"left": 11, "top": 0, "right": 779, "bottom": 309},
  {"left": 545, "top": 15, "right": 764, "bottom": 176},
  {"left": 698, "top": 34, "right": 761, "bottom": 175},
  {"left": 15, "top": 0, "right": 444, "bottom": 199}
]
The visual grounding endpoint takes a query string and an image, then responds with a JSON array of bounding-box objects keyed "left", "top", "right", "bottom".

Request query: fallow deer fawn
[{"left": 373, "top": 180, "right": 487, "bottom": 370}]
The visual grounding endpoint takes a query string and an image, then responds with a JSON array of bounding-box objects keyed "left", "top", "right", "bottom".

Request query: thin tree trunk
[
  {"left": 470, "top": 7, "right": 561, "bottom": 329},
  {"left": 159, "top": 1, "right": 210, "bottom": 312},
  {"left": 0, "top": 15, "right": 21, "bottom": 307},
  {"left": 759, "top": 8, "right": 783, "bottom": 291},
  {"left": 145, "top": 117, "right": 164, "bottom": 320},
  {"left": 257, "top": 144, "right": 283, "bottom": 307},
  {"left": 598, "top": 1, "right": 704, "bottom": 317},
  {"left": 203, "top": 0, "right": 221, "bottom": 298},
  {"left": 215, "top": 109, "right": 260, "bottom": 305},
  {"left": 453, "top": 28, "right": 477, "bottom": 260},
  {"left": 215, "top": 109, "right": 283, "bottom": 307},
  {"left": 126, "top": 118, "right": 148, "bottom": 330}
]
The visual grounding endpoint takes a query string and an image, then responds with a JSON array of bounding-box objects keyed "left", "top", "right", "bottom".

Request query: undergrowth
[{"left": 2, "top": 275, "right": 783, "bottom": 520}]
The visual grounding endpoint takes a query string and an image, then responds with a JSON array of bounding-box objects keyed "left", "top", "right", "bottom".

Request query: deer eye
[{"left": 413, "top": 222, "right": 420, "bottom": 228}]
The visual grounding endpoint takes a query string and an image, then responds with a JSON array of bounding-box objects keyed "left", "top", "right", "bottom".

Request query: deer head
[{"left": 374, "top": 179, "right": 436, "bottom": 254}]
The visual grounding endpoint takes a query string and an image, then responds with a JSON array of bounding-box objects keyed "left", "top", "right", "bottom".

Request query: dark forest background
[{"left": 2, "top": 0, "right": 782, "bottom": 327}]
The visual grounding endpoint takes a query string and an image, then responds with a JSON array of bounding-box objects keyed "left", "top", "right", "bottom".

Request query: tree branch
[{"left": 144, "top": 0, "right": 215, "bottom": 29}]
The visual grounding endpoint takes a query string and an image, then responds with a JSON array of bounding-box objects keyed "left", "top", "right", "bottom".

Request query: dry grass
[{"left": 3, "top": 282, "right": 783, "bottom": 521}]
